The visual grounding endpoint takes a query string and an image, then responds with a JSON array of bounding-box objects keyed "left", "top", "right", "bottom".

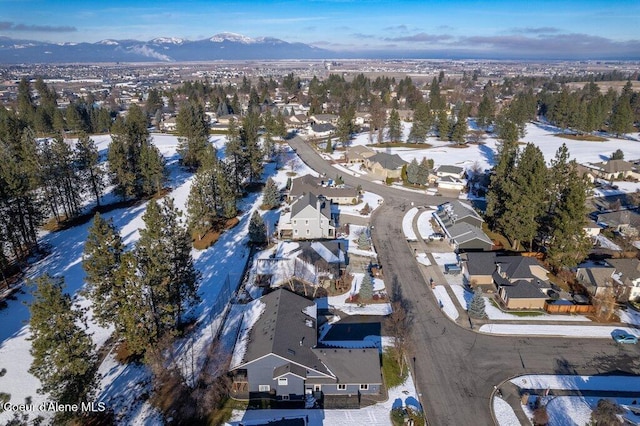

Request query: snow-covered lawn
[
  {"left": 316, "top": 272, "right": 392, "bottom": 316},
  {"left": 416, "top": 252, "right": 431, "bottom": 266},
  {"left": 0, "top": 134, "right": 317, "bottom": 425},
  {"left": 346, "top": 224, "right": 377, "bottom": 258},
  {"left": 402, "top": 207, "right": 419, "bottom": 241},
  {"left": 619, "top": 307, "right": 640, "bottom": 326},
  {"left": 332, "top": 162, "right": 362, "bottom": 177},
  {"left": 416, "top": 210, "right": 435, "bottom": 239},
  {"left": 493, "top": 397, "right": 521, "bottom": 426},
  {"left": 479, "top": 324, "right": 640, "bottom": 337},
  {"left": 336, "top": 191, "right": 383, "bottom": 218},
  {"left": 431, "top": 252, "right": 458, "bottom": 266},
  {"left": 505, "top": 375, "right": 640, "bottom": 426}
]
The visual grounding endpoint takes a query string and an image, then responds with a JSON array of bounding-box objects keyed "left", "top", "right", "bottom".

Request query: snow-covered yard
[
  {"left": 433, "top": 285, "right": 458, "bottom": 320},
  {"left": 402, "top": 207, "right": 419, "bottom": 241},
  {"left": 0, "top": 135, "right": 317, "bottom": 425},
  {"left": 416, "top": 210, "right": 435, "bottom": 239},
  {"left": 479, "top": 323, "right": 640, "bottom": 337},
  {"left": 336, "top": 191, "right": 383, "bottom": 218}
]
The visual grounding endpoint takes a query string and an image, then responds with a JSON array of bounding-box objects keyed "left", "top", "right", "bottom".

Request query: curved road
[{"left": 289, "top": 137, "right": 640, "bottom": 425}]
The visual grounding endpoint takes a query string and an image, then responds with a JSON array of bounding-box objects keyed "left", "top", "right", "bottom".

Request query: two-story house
[
  {"left": 230, "top": 289, "right": 382, "bottom": 406},
  {"left": 278, "top": 193, "right": 336, "bottom": 240},
  {"left": 289, "top": 174, "right": 360, "bottom": 205},
  {"left": 432, "top": 201, "right": 493, "bottom": 251}
]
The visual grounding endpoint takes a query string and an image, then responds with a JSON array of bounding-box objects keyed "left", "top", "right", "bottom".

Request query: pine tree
[
  {"left": 325, "top": 137, "right": 334, "bottom": 153},
  {"left": 248, "top": 210, "right": 267, "bottom": 245},
  {"left": 467, "top": 287, "right": 486, "bottom": 319},
  {"left": 336, "top": 106, "right": 355, "bottom": 145},
  {"left": 417, "top": 158, "right": 432, "bottom": 186},
  {"left": 450, "top": 106, "right": 469, "bottom": 145},
  {"left": 225, "top": 117, "right": 246, "bottom": 195},
  {"left": 485, "top": 126, "right": 519, "bottom": 231},
  {"left": 609, "top": 95, "right": 634, "bottom": 137},
  {"left": 262, "top": 177, "right": 280, "bottom": 209},
  {"left": 176, "top": 101, "right": 209, "bottom": 170},
  {"left": 406, "top": 158, "right": 420, "bottom": 184},
  {"left": 357, "top": 231, "right": 371, "bottom": 250},
  {"left": 139, "top": 141, "right": 166, "bottom": 196},
  {"left": 387, "top": 109, "right": 402, "bottom": 142},
  {"left": 186, "top": 169, "right": 215, "bottom": 241},
  {"left": 476, "top": 93, "right": 495, "bottom": 129},
  {"left": 29, "top": 274, "right": 98, "bottom": 409},
  {"left": 547, "top": 162, "right": 592, "bottom": 271},
  {"left": 611, "top": 149, "right": 624, "bottom": 160},
  {"left": 359, "top": 271, "right": 374, "bottom": 301},
  {"left": 436, "top": 109, "right": 450, "bottom": 141},
  {"left": 407, "top": 101, "right": 432, "bottom": 143},
  {"left": 241, "top": 110, "right": 264, "bottom": 182},
  {"left": 75, "top": 133, "right": 105, "bottom": 207},
  {"left": 82, "top": 213, "right": 124, "bottom": 328}
]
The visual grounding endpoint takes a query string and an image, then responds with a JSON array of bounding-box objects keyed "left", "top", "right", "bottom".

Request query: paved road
[{"left": 288, "top": 137, "right": 640, "bottom": 426}]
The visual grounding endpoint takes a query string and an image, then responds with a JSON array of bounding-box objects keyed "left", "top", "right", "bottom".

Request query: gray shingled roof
[
  {"left": 447, "top": 222, "right": 492, "bottom": 246},
  {"left": 464, "top": 252, "right": 499, "bottom": 275},
  {"left": 313, "top": 348, "right": 383, "bottom": 384},
  {"left": 291, "top": 192, "right": 332, "bottom": 220},
  {"left": 437, "top": 165, "right": 464, "bottom": 175},
  {"left": 311, "top": 123, "right": 335, "bottom": 133},
  {"left": 240, "top": 289, "right": 331, "bottom": 376},
  {"left": 435, "top": 200, "right": 483, "bottom": 228},
  {"left": 368, "top": 152, "right": 408, "bottom": 170},
  {"left": 500, "top": 280, "right": 547, "bottom": 299},
  {"left": 597, "top": 210, "right": 640, "bottom": 228},
  {"left": 466, "top": 253, "right": 548, "bottom": 283},
  {"left": 605, "top": 258, "right": 640, "bottom": 284},
  {"left": 273, "top": 363, "right": 308, "bottom": 380},
  {"left": 289, "top": 174, "right": 358, "bottom": 200}
]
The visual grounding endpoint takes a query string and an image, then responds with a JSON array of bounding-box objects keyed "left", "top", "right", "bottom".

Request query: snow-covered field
[
  {"left": 416, "top": 210, "right": 435, "bottom": 239},
  {"left": 0, "top": 135, "right": 316, "bottom": 425}
]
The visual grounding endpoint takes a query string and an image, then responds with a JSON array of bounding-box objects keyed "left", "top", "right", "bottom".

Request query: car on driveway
[
  {"left": 613, "top": 332, "right": 638, "bottom": 344},
  {"left": 428, "top": 233, "right": 445, "bottom": 241}
]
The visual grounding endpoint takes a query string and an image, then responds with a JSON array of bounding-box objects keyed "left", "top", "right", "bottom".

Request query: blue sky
[{"left": 1, "top": 0, "right": 639, "bottom": 58}]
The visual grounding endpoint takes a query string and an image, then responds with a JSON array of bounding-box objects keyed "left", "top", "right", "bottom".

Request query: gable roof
[
  {"left": 465, "top": 252, "right": 549, "bottom": 282},
  {"left": 368, "top": 152, "right": 408, "bottom": 170},
  {"left": 311, "top": 123, "right": 336, "bottom": 133},
  {"left": 436, "top": 165, "right": 464, "bottom": 175},
  {"left": 590, "top": 159, "right": 635, "bottom": 174},
  {"left": 289, "top": 174, "right": 358, "bottom": 199},
  {"left": 346, "top": 145, "right": 376, "bottom": 157},
  {"left": 597, "top": 210, "right": 640, "bottom": 228},
  {"left": 234, "top": 289, "right": 331, "bottom": 376},
  {"left": 435, "top": 200, "right": 483, "bottom": 228},
  {"left": 448, "top": 222, "right": 493, "bottom": 246},
  {"left": 605, "top": 258, "right": 640, "bottom": 284},
  {"left": 577, "top": 266, "right": 616, "bottom": 287},
  {"left": 500, "top": 280, "right": 547, "bottom": 299},
  {"left": 291, "top": 192, "right": 332, "bottom": 220},
  {"left": 312, "top": 348, "right": 382, "bottom": 384}
]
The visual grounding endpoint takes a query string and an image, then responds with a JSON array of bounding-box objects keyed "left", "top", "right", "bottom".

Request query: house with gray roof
[
  {"left": 364, "top": 152, "right": 408, "bottom": 179},
  {"left": 435, "top": 165, "right": 465, "bottom": 179},
  {"left": 604, "top": 258, "right": 640, "bottom": 301},
  {"left": 230, "top": 289, "right": 382, "bottom": 405},
  {"left": 309, "top": 123, "right": 336, "bottom": 137},
  {"left": 585, "top": 159, "right": 640, "bottom": 181},
  {"left": 289, "top": 174, "right": 360, "bottom": 205},
  {"left": 278, "top": 193, "right": 336, "bottom": 240},
  {"left": 576, "top": 265, "right": 624, "bottom": 300},
  {"left": 596, "top": 209, "right": 640, "bottom": 237},
  {"left": 344, "top": 145, "right": 376, "bottom": 164},
  {"left": 433, "top": 201, "right": 492, "bottom": 251},
  {"left": 463, "top": 252, "right": 550, "bottom": 309}
]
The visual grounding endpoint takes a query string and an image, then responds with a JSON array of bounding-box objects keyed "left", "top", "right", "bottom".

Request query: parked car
[
  {"left": 444, "top": 263, "right": 462, "bottom": 275},
  {"left": 613, "top": 332, "right": 638, "bottom": 344},
  {"left": 429, "top": 233, "right": 445, "bottom": 241}
]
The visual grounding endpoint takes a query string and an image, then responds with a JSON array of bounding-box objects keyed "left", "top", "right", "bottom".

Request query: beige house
[
  {"left": 585, "top": 160, "right": 640, "bottom": 181},
  {"left": 365, "top": 152, "right": 407, "bottom": 179},
  {"left": 344, "top": 145, "right": 376, "bottom": 164},
  {"left": 278, "top": 193, "right": 336, "bottom": 240}
]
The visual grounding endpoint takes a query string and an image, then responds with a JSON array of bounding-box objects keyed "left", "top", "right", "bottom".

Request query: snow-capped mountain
[{"left": 0, "top": 33, "right": 331, "bottom": 63}]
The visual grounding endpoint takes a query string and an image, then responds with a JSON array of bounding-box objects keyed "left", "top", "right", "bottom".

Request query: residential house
[
  {"left": 344, "top": 145, "right": 376, "bottom": 164},
  {"left": 436, "top": 175, "right": 467, "bottom": 192},
  {"left": 217, "top": 114, "right": 241, "bottom": 125},
  {"left": 310, "top": 114, "right": 338, "bottom": 125},
  {"left": 596, "top": 209, "right": 640, "bottom": 237},
  {"left": 278, "top": 193, "right": 336, "bottom": 240},
  {"left": 309, "top": 123, "right": 336, "bottom": 138},
  {"left": 230, "top": 289, "right": 382, "bottom": 404},
  {"left": 576, "top": 265, "right": 623, "bottom": 300},
  {"left": 161, "top": 117, "right": 177, "bottom": 132},
  {"left": 585, "top": 160, "right": 640, "bottom": 181},
  {"left": 354, "top": 112, "right": 371, "bottom": 126},
  {"left": 463, "top": 252, "right": 551, "bottom": 309},
  {"left": 289, "top": 174, "right": 360, "bottom": 205},
  {"left": 435, "top": 165, "right": 465, "bottom": 179},
  {"left": 286, "top": 114, "right": 310, "bottom": 129},
  {"left": 604, "top": 258, "right": 640, "bottom": 301},
  {"left": 364, "top": 153, "right": 408, "bottom": 180},
  {"left": 583, "top": 219, "right": 602, "bottom": 240},
  {"left": 433, "top": 201, "right": 492, "bottom": 251}
]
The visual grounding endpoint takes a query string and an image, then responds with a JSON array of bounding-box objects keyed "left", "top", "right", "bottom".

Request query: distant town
[{"left": 0, "top": 58, "right": 639, "bottom": 426}]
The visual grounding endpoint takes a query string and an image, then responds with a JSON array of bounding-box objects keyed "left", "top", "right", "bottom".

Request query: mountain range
[{"left": 0, "top": 32, "right": 332, "bottom": 63}]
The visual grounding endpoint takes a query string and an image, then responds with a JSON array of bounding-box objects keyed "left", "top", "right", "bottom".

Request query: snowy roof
[
  {"left": 230, "top": 299, "right": 266, "bottom": 369},
  {"left": 368, "top": 152, "right": 407, "bottom": 170}
]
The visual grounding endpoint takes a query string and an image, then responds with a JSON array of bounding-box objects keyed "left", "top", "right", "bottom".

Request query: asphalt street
[{"left": 288, "top": 136, "right": 640, "bottom": 426}]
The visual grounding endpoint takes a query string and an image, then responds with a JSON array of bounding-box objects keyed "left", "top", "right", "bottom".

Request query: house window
[
  {"left": 329, "top": 229, "right": 334, "bottom": 236},
  {"left": 314, "top": 385, "right": 322, "bottom": 392},
  {"left": 306, "top": 229, "right": 310, "bottom": 235},
  {"left": 305, "top": 219, "right": 309, "bottom": 225},
  {"left": 359, "top": 384, "right": 369, "bottom": 390},
  {"left": 294, "top": 229, "right": 298, "bottom": 235},
  {"left": 293, "top": 220, "right": 297, "bottom": 225},
  {"left": 259, "top": 385, "right": 270, "bottom": 392},
  {"left": 278, "top": 378, "right": 288, "bottom": 386},
  {"left": 337, "top": 384, "right": 347, "bottom": 391}
]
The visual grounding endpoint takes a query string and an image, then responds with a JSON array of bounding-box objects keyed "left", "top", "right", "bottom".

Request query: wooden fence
[{"left": 544, "top": 301, "right": 595, "bottom": 314}]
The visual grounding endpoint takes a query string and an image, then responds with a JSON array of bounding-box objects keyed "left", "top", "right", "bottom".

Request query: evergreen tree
[
  {"left": 406, "top": 158, "right": 420, "bottom": 184},
  {"left": 485, "top": 126, "right": 519, "bottom": 231},
  {"left": 546, "top": 162, "right": 591, "bottom": 271},
  {"left": 75, "top": 133, "right": 105, "bottom": 207},
  {"left": 609, "top": 95, "right": 634, "bottom": 137},
  {"left": 261, "top": 177, "right": 280, "bottom": 209},
  {"left": 336, "top": 106, "right": 355, "bottom": 146},
  {"left": 429, "top": 77, "right": 446, "bottom": 111},
  {"left": 359, "top": 271, "right": 373, "bottom": 301},
  {"left": 145, "top": 88, "right": 164, "bottom": 116},
  {"left": 357, "top": 231, "right": 371, "bottom": 250},
  {"left": 82, "top": 213, "right": 124, "bottom": 328},
  {"left": 186, "top": 169, "right": 216, "bottom": 241},
  {"left": 500, "top": 144, "right": 548, "bottom": 250},
  {"left": 467, "top": 287, "right": 486, "bottom": 319},
  {"left": 29, "top": 274, "right": 98, "bottom": 410},
  {"left": 476, "top": 93, "right": 495, "bottom": 129},
  {"left": 139, "top": 141, "right": 166, "bottom": 196},
  {"left": 611, "top": 149, "right": 624, "bottom": 160},
  {"left": 436, "top": 109, "right": 451, "bottom": 141},
  {"left": 248, "top": 210, "right": 267, "bottom": 245},
  {"left": 450, "top": 106, "right": 469, "bottom": 144},
  {"left": 386, "top": 109, "right": 402, "bottom": 142},
  {"left": 176, "top": 101, "right": 209, "bottom": 170},
  {"left": 325, "top": 137, "right": 334, "bottom": 153},
  {"left": 407, "top": 101, "right": 432, "bottom": 143},
  {"left": 225, "top": 117, "right": 246, "bottom": 195},
  {"left": 241, "top": 110, "right": 264, "bottom": 182},
  {"left": 417, "top": 158, "right": 432, "bottom": 186}
]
